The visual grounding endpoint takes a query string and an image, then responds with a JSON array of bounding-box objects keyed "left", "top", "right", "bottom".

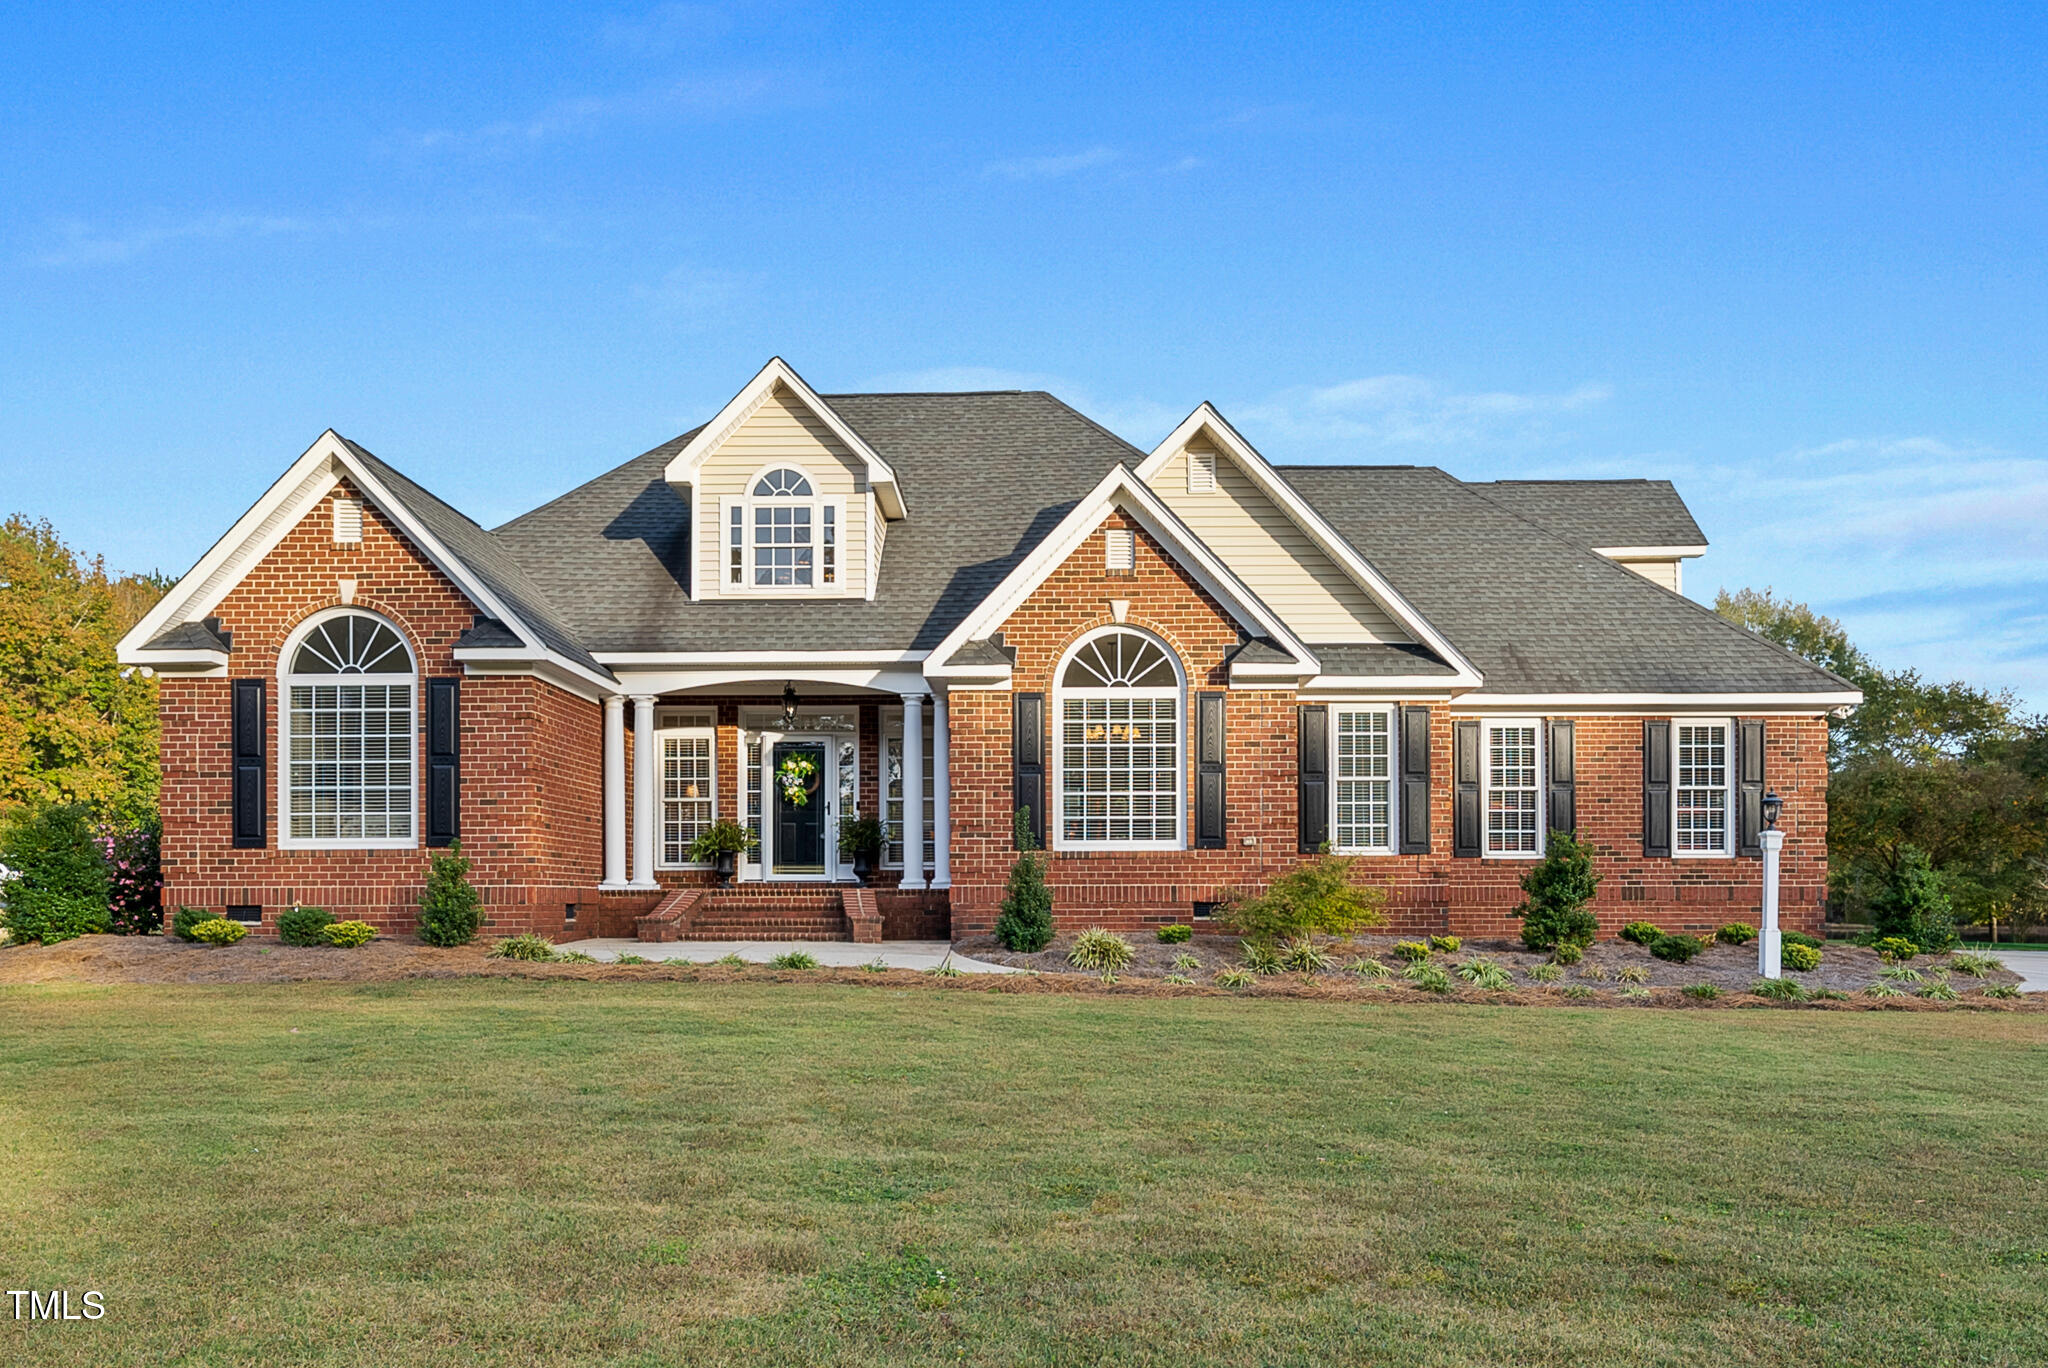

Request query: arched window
[
  {"left": 1054, "top": 627, "right": 1184, "bottom": 849},
  {"left": 280, "top": 610, "right": 416, "bottom": 847},
  {"left": 729, "top": 465, "right": 836, "bottom": 589}
]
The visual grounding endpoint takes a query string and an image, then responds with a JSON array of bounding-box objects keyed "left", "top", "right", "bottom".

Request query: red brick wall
[
  {"left": 158, "top": 479, "right": 603, "bottom": 937},
  {"left": 945, "top": 511, "right": 1831, "bottom": 940}
]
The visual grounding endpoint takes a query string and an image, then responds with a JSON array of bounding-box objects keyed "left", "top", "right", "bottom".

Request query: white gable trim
[
  {"left": 1137, "top": 404, "right": 1482, "bottom": 688},
  {"left": 664, "top": 357, "right": 906, "bottom": 527},
  {"left": 926, "top": 464, "right": 1319, "bottom": 681},
  {"left": 1593, "top": 545, "right": 1708, "bottom": 560},
  {"left": 117, "top": 431, "right": 616, "bottom": 695}
]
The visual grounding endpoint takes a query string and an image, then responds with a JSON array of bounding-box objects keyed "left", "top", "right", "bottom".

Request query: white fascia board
[
  {"left": 453, "top": 653, "right": 610, "bottom": 704},
  {"left": 1139, "top": 404, "right": 1483, "bottom": 688},
  {"left": 923, "top": 662, "right": 1013, "bottom": 683},
  {"left": 662, "top": 357, "right": 907, "bottom": 519},
  {"left": 605, "top": 666, "right": 931, "bottom": 696},
  {"left": 1299, "top": 676, "right": 1467, "bottom": 695},
  {"left": 925, "top": 464, "right": 1318, "bottom": 675},
  {"left": 120, "top": 650, "right": 230, "bottom": 676},
  {"left": 1452, "top": 691, "right": 1864, "bottom": 714},
  {"left": 1593, "top": 545, "right": 1709, "bottom": 560},
  {"left": 592, "top": 649, "right": 931, "bottom": 666}
]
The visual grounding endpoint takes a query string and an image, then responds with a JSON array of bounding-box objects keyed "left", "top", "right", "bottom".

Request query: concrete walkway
[
  {"left": 1992, "top": 948, "right": 2048, "bottom": 992},
  {"left": 554, "top": 937, "right": 1018, "bottom": 974}
]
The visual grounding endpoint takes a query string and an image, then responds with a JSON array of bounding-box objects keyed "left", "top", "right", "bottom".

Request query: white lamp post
[{"left": 1758, "top": 790, "right": 1784, "bottom": 979}]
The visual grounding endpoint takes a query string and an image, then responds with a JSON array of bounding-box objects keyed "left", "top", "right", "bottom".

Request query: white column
[
  {"left": 900, "top": 692, "right": 926, "bottom": 890},
  {"left": 931, "top": 690, "right": 952, "bottom": 889},
  {"left": 1759, "top": 827, "right": 1784, "bottom": 978},
  {"left": 630, "top": 694, "right": 659, "bottom": 889},
  {"left": 601, "top": 695, "right": 627, "bottom": 888}
]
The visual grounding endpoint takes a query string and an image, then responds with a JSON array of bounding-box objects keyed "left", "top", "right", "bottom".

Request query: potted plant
[
  {"left": 838, "top": 814, "right": 885, "bottom": 884},
  {"left": 688, "top": 819, "right": 758, "bottom": 886}
]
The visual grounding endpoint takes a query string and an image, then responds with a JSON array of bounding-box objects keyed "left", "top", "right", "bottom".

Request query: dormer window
[{"left": 728, "top": 466, "right": 839, "bottom": 590}]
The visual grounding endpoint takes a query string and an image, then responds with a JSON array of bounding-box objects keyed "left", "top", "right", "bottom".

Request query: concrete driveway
[
  {"left": 1991, "top": 948, "right": 2048, "bottom": 992},
  {"left": 554, "top": 937, "right": 1017, "bottom": 973}
]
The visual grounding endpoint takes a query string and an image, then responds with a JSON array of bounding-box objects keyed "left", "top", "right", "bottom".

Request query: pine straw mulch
[{"left": 0, "top": 934, "right": 2039, "bottom": 1012}]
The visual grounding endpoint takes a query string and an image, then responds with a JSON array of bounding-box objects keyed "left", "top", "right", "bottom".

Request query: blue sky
[{"left": 4, "top": 3, "right": 2045, "bottom": 699}]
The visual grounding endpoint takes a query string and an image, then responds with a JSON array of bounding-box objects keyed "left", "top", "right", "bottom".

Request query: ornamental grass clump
[
  {"left": 417, "top": 841, "right": 483, "bottom": 948},
  {"left": 1865, "top": 981, "right": 1905, "bottom": 999},
  {"left": 1614, "top": 964, "right": 1651, "bottom": 985},
  {"left": 1948, "top": 951, "right": 2003, "bottom": 977},
  {"left": 1281, "top": 937, "right": 1332, "bottom": 972},
  {"left": 1240, "top": 940, "right": 1284, "bottom": 975},
  {"left": 1918, "top": 975, "right": 1960, "bottom": 1002},
  {"left": 1456, "top": 959, "right": 1512, "bottom": 992},
  {"left": 1527, "top": 961, "right": 1564, "bottom": 983},
  {"left": 1981, "top": 983, "right": 2022, "bottom": 1000},
  {"left": 1348, "top": 956, "right": 1392, "bottom": 979},
  {"left": 190, "top": 917, "right": 247, "bottom": 946},
  {"left": 1682, "top": 982, "right": 1720, "bottom": 1001},
  {"left": 276, "top": 904, "right": 335, "bottom": 947},
  {"left": 1879, "top": 963, "right": 1924, "bottom": 984},
  {"left": 994, "top": 808, "right": 1055, "bottom": 953},
  {"left": 1214, "top": 967, "right": 1255, "bottom": 990},
  {"left": 1402, "top": 961, "right": 1452, "bottom": 993},
  {"left": 1172, "top": 952, "right": 1201, "bottom": 971},
  {"left": 770, "top": 950, "right": 820, "bottom": 970},
  {"left": 487, "top": 934, "right": 559, "bottom": 962},
  {"left": 556, "top": 949, "right": 597, "bottom": 963},
  {"left": 1068, "top": 928, "right": 1134, "bottom": 972},
  {"left": 1751, "top": 977, "right": 1808, "bottom": 1002},
  {"left": 1513, "top": 829, "right": 1601, "bottom": 953},
  {"left": 321, "top": 920, "right": 376, "bottom": 948},
  {"left": 1163, "top": 972, "right": 1194, "bottom": 986},
  {"left": 1217, "top": 854, "right": 1386, "bottom": 949}
]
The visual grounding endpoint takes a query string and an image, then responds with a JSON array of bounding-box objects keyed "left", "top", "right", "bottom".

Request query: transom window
[
  {"left": 1675, "top": 721, "right": 1732, "bottom": 855},
  {"left": 281, "top": 611, "right": 415, "bottom": 846},
  {"left": 728, "top": 465, "right": 839, "bottom": 590},
  {"left": 657, "top": 710, "right": 715, "bottom": 866},
  {"left": 1055, "top": 627, "right": 1183, "bottom": 849},
  {"left": 1333, "top": 707, "right": 1394, "bottom": 853},
  {"left": 1482, "top": 720, "right": 1542, "bottom": 857}
]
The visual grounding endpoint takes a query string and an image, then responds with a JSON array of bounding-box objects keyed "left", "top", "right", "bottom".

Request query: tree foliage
[
  {"left": 417, "top": 841, "right": 484, "bottom": 947},
  {"left": 994, "top": 807, "right": 1054, "bottom": 953},
  {"left": 1715, "top": 586, "right": 2047, "bottom": 929},
  {"left": 1511, "top": 828, "right": 1601, "bottom": 951}
]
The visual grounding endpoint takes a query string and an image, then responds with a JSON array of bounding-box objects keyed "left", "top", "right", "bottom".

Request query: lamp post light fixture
[{"left": 1759, "top": 789, "right": 1785, "bottom": 978}]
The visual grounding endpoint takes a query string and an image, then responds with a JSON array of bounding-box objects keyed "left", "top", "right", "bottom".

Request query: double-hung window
[
  {"left": 882, "top": 711, "right": 935, "bottom": 873},
  {"left": 656, "top": 710, "right": 716, "bottom": 866},
  {"left": 280, "top": 610, "right": 415, "bottom": 848},
  {"left": 729, "top": 466, "right": 839, "bottom": 590},
  {"left": 1674, "top": 719, "right": 1733, "bottom": 856},
  {"left": 1054, "top": 627, "right": 1183, "bottom": 850},
  {"left": 1481, "top": 719, "right": 1543, "bottom": 857},
  {"left": 1332, "top": 706, "right": 1395, "bottom": 854}
]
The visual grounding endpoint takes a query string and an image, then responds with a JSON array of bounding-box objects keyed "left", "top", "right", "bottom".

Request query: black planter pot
[
  {"left": 851, "top": 849, "right": 874, "bottom": 885},
  {"left": 714, "top": 850, "right": 736, "bottom": 886}
]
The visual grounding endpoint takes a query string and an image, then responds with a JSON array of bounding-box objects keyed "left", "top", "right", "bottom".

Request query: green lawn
[{"left": 3, "top": 980, "right": 2046, "bottom": 1366}]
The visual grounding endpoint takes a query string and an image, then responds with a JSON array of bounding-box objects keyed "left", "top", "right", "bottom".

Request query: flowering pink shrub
[{"left": 97, "top": 818, "right": 162, "bottom": 936}]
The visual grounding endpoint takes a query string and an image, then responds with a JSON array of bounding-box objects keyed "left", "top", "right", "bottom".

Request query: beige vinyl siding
[
  {"left": 1151, "top": 442, "right": 1408, "bottom": 642},
  {"left": 1612, "top": 558, "right": 1681, "bottom": 592},
  {"left": 699, "top": 384, "right": 869, "bottom": 597}
]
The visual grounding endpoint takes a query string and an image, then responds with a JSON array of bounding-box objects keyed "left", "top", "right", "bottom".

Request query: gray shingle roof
[
  {"left": 1276, "top": 465, "right": 1849, "bottom": 695},
  {"left": 1310, "top": 642, "right": 1458, "bottom": 677},
  {"left": 1466, "top": 479, "right": 1705, "bottom": 550},
  {"left": 492, "top": 392, "right": 1143, "bottom": 654},
  {"left": 143, "top": 618, "right": 231, "bottom": 653}
]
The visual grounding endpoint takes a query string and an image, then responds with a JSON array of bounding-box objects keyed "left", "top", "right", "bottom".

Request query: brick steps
[{"left": 651, "top": 884, "right": 854, "bottom": 941}]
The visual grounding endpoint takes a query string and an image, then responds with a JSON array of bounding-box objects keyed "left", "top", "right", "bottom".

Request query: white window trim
[
  {"left": 1329, "top": 703, "right": 1398, "bottom": 856},
  {"left": 655, "top": 710, "right": 717, "bottom": 869},
  {"left": 1051, "top": 626, "right": 1186, "bottom": 853},
  {"left": 276, "top": 607, "right": 419, "bottom": 851},
  {"left": 719, "top": 462, "right": 849, "bottom": 598},
  {"left": 1671, "top": 715, "right": 1736, "bottom": 859},
  {"left": 1479, "top": 716, "right": 1545, "bottom": 861}
]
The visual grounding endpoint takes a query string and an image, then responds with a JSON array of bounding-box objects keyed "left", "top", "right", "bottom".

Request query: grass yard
[{"left": 3, "top": 981, "right": 2047, "bottom": 1366}]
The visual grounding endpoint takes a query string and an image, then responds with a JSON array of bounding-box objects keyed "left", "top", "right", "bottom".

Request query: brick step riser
[
  {"left": 679, "top": 932, "right": 851, "bottom": 942},
  {"left": 692, "top": 922, "right": 849, "bottom": 933}
]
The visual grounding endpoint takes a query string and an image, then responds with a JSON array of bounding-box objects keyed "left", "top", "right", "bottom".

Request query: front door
[{"left": 772, "top": 740, "right": 828, "bottom": 875}]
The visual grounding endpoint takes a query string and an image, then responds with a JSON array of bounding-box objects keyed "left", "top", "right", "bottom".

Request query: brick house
[{"left": 118, "top": 358, "right": 1859, "bottom": 944}]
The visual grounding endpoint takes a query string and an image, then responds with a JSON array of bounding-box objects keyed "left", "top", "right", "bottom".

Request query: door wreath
[{"left": 776, "top": 752, "right": 820, "bottom": 807}]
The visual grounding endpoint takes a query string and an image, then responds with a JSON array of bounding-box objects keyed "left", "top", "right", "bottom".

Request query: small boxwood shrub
[
  {"left": 1782, "top": 930, "right": 1824, "bottom": 951},
  {"left": 1650, "top": 933, "right": 1705, "bottom": 964},
  {"left": 1715, "top": 922, "right": 1757, "bottom": 946},
  {"left": 1068, "top": 927, "right": 1134, "bottom": 971},
  {"left": 276, "top": 905, "right": 335, "bottom": 947},
  {"left": 1512, "top": 829, "right": 1600, "bottom": 952},
  {"left": 321, "top": 920, "right": 376, "bottom": 948},
  {"left": 1780, "top": 940, "right": 1822, "bottom": 972},
  {"left": 1620, "top": 921, "right": 1663, "bottom": 946},
  {"left": 1870, "top": 935, "right": 1918, "bottom": 963},
  {"left": 1550, "top": 941, "right": 1583, "bottom": 966},
  {"left": 1392, "top": 940, "right": 1431, "bottom": 963},
  {"left": 191, "top": 917, "right": 247, "bottom": 946},
  {"left": 1155, "top": 923, "right": 1192, "bottom": 944},
  {"left": 417, "top": 841, "right": 484, "bottom": 948},
  {"left": 171, "top": 905, "right": 213, "bottom": 942},
  {"left": 488, "top": 934, "right": 558, "bottom": 962},
  {"left": 1428, "top": 934, "right": 1461, "bottom": 954}
]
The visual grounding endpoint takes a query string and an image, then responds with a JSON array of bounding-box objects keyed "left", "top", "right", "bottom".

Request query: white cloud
[
  {"left": 982, "top": 147, "right": 1119, "bottom": 181},
  {"left": 30, "top": 214, "right": 315, "bottom": 267},
  {"left": 1237, "top": 375, "right": 1613, "bottom": 450},
  {"left": 399, "top": 71, "right": 797, "bottom": 155}
]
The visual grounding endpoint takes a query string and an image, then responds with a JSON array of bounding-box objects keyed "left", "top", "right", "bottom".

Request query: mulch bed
[{"left": 0, "top": 934, "right": 2035, "bottom": 1011}]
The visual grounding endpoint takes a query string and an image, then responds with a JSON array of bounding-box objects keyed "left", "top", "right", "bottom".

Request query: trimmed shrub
[
  {"left": 1715, "top": 922, "right": 1757, "bottom": 946},
  {"left": 1783, "top": 930, "right": 1823, "bottom": 951},
  {"left": 0, "top": 803, "right": 111, "bottom": 945},
  {"left": 1218, "top": 854, "right": 1387, "bottom": 947},
  {"left": 1392, "top": 940, "right": 1431, "bottom": 963},
  {"left": 0, "top": 889, "right": 109, "bottom": 946},
  {"left": 1867, "top": 845, "right": 1958, "bottom": 954},
  {"left": 417, "top": 841, "right": 483, "bottom": 948},
  {"left": 994, "top": 808, "right": 1055, "bottom": 953},
  {"left": 1512, "top": 830, "right": 1601, "bottom": 952},
  {"left": 1620, "top": 921, "right": 1663, "bottom": 946},
  {"left": 1870, "top": 935, "right": 1919, "bottom": 963},
  {"left": 277, "top": 905, "right": 335, "bottom": 947},
  {"left": 1155, "top": 923, "right": 1192, "bottom": 944},
  {"left": 191, "top": 917, "right": 247, "bottom": 946},
  {"left": 770, "top": 950, "right": 820, "bottom": 969},
  {"left": 488, "top": 934, "right": 558, "bottom": 962},
  {"left": 1650, "top": 933, "right": 1706, "bottom": 964},
  {"left": 1068, "top": 927, "right": 1134, "bottom": 972},
  {"left": 171, "top": 905, "right": 213, "bottom": 942},
  {"left": 322, "top": 920, "right": 376, "bottom": 948},
  {"left": 1428, "top": 934, "right": 1461, "bottom": 954},
  {"left": 1551, "top": 941, "right": 1583, "bottom": 966},
  {"left": 1781, "top": 941, "right": 1822, "bottom": 972}
]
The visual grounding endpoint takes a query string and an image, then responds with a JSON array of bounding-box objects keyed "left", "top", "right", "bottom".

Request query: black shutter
[
  {"left": 231, "top": 677, "right": 266, "bottom": 848},
  {"left": 1736, "top": 719, "right": 1766, "bottom": 857},
  {"left": 1453, "top": 719, "right": 1480, "bottom": 858},
  {"left": 1297, "top": 705, "right": 1328, "bottom": 852},
  {"left": 1195, "top": 691, "right": 1226, "bottom": 850},
  {"left": 1013, "top": 692, "right": 1045, "bottom": 850},
  {"left": 1547, "top": 719, "right": 1576, "bottom": 838},
  {"left": 1399, "top": 705, "right": 1431, "bottom": 854},
  {"left": 426, "top": 677, "right": 461, "bottom": 847},
  {"left": 1643, "top": 719, "right": 1672, "bottom": 857}
]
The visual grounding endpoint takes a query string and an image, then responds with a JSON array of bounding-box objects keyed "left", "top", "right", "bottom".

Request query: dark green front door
[{"left": 772, "top": 741, "right": 826, "bottom": 873}]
